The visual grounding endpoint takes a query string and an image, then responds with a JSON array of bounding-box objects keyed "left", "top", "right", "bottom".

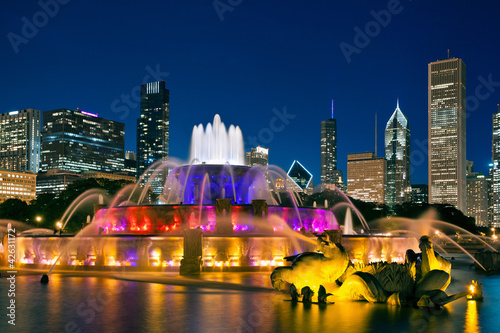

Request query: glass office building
[
  {"left": 0, "top": 109, "right": 41, "bottom": 173},
  {"left": 41, "top": 108, "right": 124, "bottom": 173},
  {"left": 137, "top": 81, "right": 169, "bottom": 177}
]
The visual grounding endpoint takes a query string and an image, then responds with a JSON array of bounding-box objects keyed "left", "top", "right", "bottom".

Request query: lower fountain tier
[{"left": 12, "top": 235, "right": 418, "bottom": 270}]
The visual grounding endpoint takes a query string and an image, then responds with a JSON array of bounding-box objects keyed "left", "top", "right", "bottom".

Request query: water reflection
[
  {"left": 464, "top": 300, "right": 481, "bottom": 333},
  {"left": 0, "top": 261, "right": 497, "bottom": 333}
]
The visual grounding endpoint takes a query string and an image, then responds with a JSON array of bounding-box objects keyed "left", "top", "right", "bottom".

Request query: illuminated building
[
  {"left": 137, "top": 81, "right": 169, "bottom": 177},
  {"left": 274, "top": 177, "right": 285, "bottom": 191},
  {"left": 36, "top": 169, "right": 81, "bottom": 196},
  {"left": 385, "top": 100, "right": 411, "bottom": 206},
  {"left": 428, "top": 57, "right": 466, "bottom": 213},
  {"left": 467, "top": 171, "right": 489, "bottom": 227},
  {"left": 347, "top": 152, "right": 386, "bottom": 203},
  {"left": 287, "top": 160, "right": 313, "bottom": 195},
  {"left": 41, "top": 108, "right": 124, "bottom": 173},
  {"left": 492, "top": 105, "right": 500, "bottom": 227},
  {"left": 81, "top": 171, "right": 136, "bottom": 183},
  {"left": 0, "top": 169, "right": 36, "bottom": 203},
  {"left": 36, "top": 169, "right": 135, "bottom": 197},
  {"left": 320, "top": 100, "right": 344, "bottom": 191},
  {"left": 246, "top": 146, "right": 269, "bottom": 167},
  {"left": 124, "top": 151, "right": 137, "bottom": 177},
  {"left": 411, "top": 184, "right": 428, "bottom": 204},
  {"left": 0, "top": 109, "right": 41, "bottom": 173}
]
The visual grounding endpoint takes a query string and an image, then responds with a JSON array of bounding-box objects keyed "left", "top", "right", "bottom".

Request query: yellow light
[
  {"left": 469, "top": 284, "right": 475, "bottom": 294},
  {"left": 35, "top": 216, "right": 42, "bottom": 222}
]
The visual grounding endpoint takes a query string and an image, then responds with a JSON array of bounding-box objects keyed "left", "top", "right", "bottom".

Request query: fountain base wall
[{"left": 12, "top": 234, "right": 418, "bottom": 271}]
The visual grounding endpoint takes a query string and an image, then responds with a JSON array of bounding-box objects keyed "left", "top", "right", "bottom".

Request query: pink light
[{"left": 81, "top": 110, "right": 98, "bottom": 117}]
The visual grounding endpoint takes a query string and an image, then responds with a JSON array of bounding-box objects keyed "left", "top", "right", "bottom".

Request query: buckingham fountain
[{"left": 15, "top": 115, "right": 418, "bottom": 276}]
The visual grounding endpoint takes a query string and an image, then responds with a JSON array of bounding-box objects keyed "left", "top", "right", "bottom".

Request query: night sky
[{"left": 1, "top": 1, "right": 500, "bottom": 186}]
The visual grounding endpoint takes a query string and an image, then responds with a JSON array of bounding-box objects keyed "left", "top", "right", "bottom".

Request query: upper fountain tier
[{"left": 189, "top": 114, "right": 245, "bottom": 165}]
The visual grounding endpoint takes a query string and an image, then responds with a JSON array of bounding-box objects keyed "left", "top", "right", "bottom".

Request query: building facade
[
  {"left": 385, "top": 100, "right": 411, "bottom": 206},
  {"left": 320, "top": 101, "right": 343, "bottom": 190},
  {"left": 287, "top": 160, "right": 313, "bottom": 195},
  {"left": 0, "top": 169, "right": 36, "bottom": 203},
  {"left": 246, "top": 146, "right": 269, "bottom": 167},
  {"left": 428, "top": 58, "right": 467, "bottom": 213},
  {"left": 81, "top": 171, "right": 136, "bottom": 183},
  {"left": 42, "top": 109, "right": 124, "bottom": 173},
  {"left": 0, "top": 109, "right": 41, "bottom": 173},
  {"left": 492, "top": 105, "right": 500, "bottom": 227},
  {"left": 124, "top": 151, "right": 137, "bottom": 177},
  {"left": 411, "top": 184, "right": 428, "bottom": 204},
  {"left": 137, "top": 81, "right": 170, "bottom": 177},
  {"left": 36, "top": 169, "right": 82, "bottom": 196},
  {"left": 347, "top": 152, "right": 386, "bottom": 203},
  {"left": 467, "top": 172, "right": 489, "bottom": 227}
]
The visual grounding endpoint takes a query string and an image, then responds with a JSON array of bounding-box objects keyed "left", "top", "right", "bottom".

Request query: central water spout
[{"left": 189, "top": 114, "right": 245, "bottom": 165}]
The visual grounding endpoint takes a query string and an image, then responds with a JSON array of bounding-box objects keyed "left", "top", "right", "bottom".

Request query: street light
[
  {"left": 56, "top": 221, "right": 62, "bottom": 230},
  {"left": 35, "top": 216, "right": 42, "bottom": 223}
]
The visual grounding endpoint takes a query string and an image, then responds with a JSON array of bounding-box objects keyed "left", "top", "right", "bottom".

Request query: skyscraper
[
  {"left": 287, "top": 160, "right": 313, "bottom": 195},
  {"left": 467, "top": 171, "right": 489, "bottom": 227},
  {"left": 347, "top": 152, "right": 386, "bottom": 203},
  {"left": 428, "top": 57, "right": 466, "bottom": 213},
  {"left": 137, "top": 81, "right": 169, "bottom": 177},
  {"left": 246, "top": 146, "right": 269, "bottom": 167},
  {"left": 41, "top": 108, "right": 124, "bottom": 173},
  {"left": 0, "top": 109, "right": 41, "bottom": 173},
  {"left": 385, "top": 100, "right": 411, "bottom": 206},
  {"left": 320, "top": 100, "right": 343, "bottom": 190},
  {"left": 492, "top": 105, "right": 500, "bottom": 227}
]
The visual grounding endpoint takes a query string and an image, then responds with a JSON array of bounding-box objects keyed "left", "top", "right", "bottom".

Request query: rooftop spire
[
  {"left": 331, "top": 99, "right": 334, "bottom": 119},
  {"left": 396, "top": 98, "right": 399, "bottom": 110}
]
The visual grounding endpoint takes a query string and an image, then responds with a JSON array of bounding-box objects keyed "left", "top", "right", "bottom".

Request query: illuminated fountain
[{"left": 12, "top": 115, "right": 416, "bottom": 275}]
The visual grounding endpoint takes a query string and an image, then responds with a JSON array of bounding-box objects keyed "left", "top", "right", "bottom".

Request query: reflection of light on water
[{"left": 464, "top": 300, "right": 480, "bottom": 333}]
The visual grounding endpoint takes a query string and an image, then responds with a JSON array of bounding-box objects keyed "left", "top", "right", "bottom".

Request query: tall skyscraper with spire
[
  {"left": 428, "top": 57, "right": 467, "bottom": 213},
  {"left": 492, "top": 104, "right": 500, "bottom": 227},
  {"left": 137, "top": 81, "right": 170, "bottom": 178},
  {"left": 385, "top": 100, "right": 411, "bottom": 206},
  {"left": 321, "top": 100, "right": 343, "bottom": 191}
]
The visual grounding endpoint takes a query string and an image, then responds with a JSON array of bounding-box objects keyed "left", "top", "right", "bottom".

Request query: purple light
[{"left": 81, "top": 110, "right": 98, "bottom": 117}]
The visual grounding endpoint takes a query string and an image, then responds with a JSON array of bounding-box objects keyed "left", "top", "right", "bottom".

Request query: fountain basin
[{"left": 13, "top": 234, "right": 417, "bottom": 271}]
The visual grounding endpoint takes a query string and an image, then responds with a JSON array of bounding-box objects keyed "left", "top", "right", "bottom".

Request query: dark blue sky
[{"left": 1, "top": 1, "right": 500, "bottom": 185}]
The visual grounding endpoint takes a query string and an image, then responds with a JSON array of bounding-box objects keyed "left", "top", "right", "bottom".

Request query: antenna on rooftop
[
  {"left": 331, "top": 99, "right": 334, "bottom": 119},
  {"left": 375, "top": 112, "right": 377, "bottom": 157}
]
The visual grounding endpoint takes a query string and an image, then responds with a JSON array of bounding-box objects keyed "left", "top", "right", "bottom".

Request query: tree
[
  {"left": 0, "top": 198, "right": 29, "bottom": 222},
  {"left": 27, "top": 178, "right": 134, "bottom": 234}
]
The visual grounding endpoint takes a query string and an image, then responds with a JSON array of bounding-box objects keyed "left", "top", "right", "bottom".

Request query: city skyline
[{"left": 1, "top": 2, "right": 500, "bottom": 185}]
